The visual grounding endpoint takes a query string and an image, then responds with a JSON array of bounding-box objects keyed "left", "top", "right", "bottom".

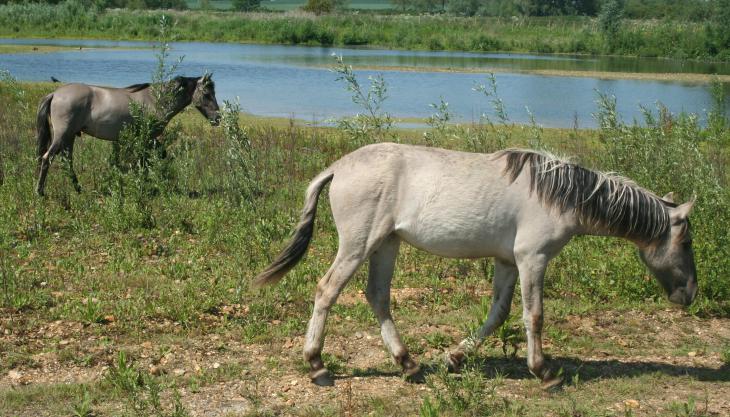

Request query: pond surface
[{"left": 1, "top": 38, "right": 728, "bottom": 128}]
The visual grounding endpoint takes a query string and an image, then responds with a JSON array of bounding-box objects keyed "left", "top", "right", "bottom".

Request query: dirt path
[{"left": 2, "top": 303, "right": 729, "bottom": 416}]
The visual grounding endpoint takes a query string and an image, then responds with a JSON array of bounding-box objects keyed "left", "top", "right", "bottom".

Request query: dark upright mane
[
  {"left": 498, "top": 149, "right": 671, "bottom": 242},
  {"left": 123, "top": 83, "right": 150, "bottom": 93}
]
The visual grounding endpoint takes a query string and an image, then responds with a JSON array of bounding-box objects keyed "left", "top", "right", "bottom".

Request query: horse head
[
  {"left": 638, "top": 194, "right": 698, "bottom": 306},
  {"left": 192, "top": 73, "right": 221, "bottom": 126}
]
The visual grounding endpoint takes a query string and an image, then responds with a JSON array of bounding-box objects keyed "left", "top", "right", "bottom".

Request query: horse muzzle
[{"left": 668, "top": 280, "right": 698, "bottom": 306}]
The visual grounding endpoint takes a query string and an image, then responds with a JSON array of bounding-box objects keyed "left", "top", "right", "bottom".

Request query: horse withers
[
  {"left": 255, "top": 143, "right": 697, "bottom": 388},
  {"left": 35, "top": 74, "right": 220, "bottom": 196}
]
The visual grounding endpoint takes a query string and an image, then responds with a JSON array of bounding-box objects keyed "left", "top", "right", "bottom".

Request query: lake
[{"left": 1, "top": 38, "right": 728, "bottom": 128}]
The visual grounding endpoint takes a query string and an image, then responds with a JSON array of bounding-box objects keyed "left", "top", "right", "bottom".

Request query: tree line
[
  {"left": 0, "top": 0, "right": 720, "bottom": 19},
  {"left": 390, "top": 0, "right": 717, "bottom": 19}
]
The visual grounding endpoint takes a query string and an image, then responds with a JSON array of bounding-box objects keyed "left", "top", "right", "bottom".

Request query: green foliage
[
  {"left": 302, "top": 0, "right": 346, "bottom": 14},
  {"left": 331, "top": 54, "right": 394, "bottom": 144},
  {"left": 232, "top": 0, "right": 259, "bottom": 11},
  {"left": 103, "top": 15, "right": 181, "bottom": 229},
  {"left": 421, "top": 366, "right": 522, "bottom": 416},
  {"left": 70, "top": 387, "right": 95, "bottom": 417},
  {"left": 722, "top": 345, "right": 730, "bottom": 365},
  {"left": 106, "top": 351, "right": 190, "bottom": 417},
  {"left": 598, "top": 0, "right": 624, "bottom": 51},
  {"left": 524, "top": 0, "right": 598, "bottom": 16},
  {"left": 1, "top": 3, "right": 730, "bottom": 60}
]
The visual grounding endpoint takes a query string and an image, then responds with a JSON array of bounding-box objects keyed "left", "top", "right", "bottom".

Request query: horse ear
[
  {"left": 671, "top": 196, "right": 695, "bottom": 221},
  {"left": 662, "top": 192, "right": 675, "bottom": 203}
]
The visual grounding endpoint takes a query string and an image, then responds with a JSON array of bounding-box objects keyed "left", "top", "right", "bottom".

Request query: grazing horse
[
  {"left": 255, "top": 143, "right": 697, "bottom": 388},
  {"left": 35, "top": 74, "right": 221, "bottom": 196}
]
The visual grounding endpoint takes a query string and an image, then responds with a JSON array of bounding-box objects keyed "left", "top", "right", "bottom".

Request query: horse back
[{"left": 328, "top": 143, "right": 569, "bottom": 260}]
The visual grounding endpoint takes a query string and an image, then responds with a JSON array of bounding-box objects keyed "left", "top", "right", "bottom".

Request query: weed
[
  {"left": 722, "top": 345, "right": 730, "bottom": 365},
  {"left": 105, "top": 351, "right": 190, "bottom": 417},
  {"left": 70, "top": 386, "right": 95, "bottom": 417},
  {"left": 331, "top": 54, "right": 394, "bottom": 144},
  {"left": 668, "top": 396, "right": 710, "bottom": 417}
]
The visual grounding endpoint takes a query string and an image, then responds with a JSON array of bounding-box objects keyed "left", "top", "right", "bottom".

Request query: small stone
[
  {"left": 212, "top": 362, "right": 220, "bottom": 369},
  {"left": 624, "top": 399, "right": 640, "bottom": 409},
  {"left": 173, "top": 368, "right": 186, "bottom": 376},
  {"left": 290, "top": 379, "right": 298, "bottom": 386},
  {"left": 8, "top": 370, "right": 22, "bottom": 380},
  {"left": 59, "top": 339, "right": 70, "bottom": 346},
  {"left": 688, "top": 351, "right": 697, "bottom": 357}
]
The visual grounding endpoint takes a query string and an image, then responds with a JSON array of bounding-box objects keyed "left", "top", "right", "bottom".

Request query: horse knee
[{"left": 523, "top": 313, "right": 543, "bottom": 332}]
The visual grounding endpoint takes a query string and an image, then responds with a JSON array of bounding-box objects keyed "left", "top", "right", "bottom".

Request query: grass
[
  {"left": 0, "top": 58, "right": 729, "bottom": 416},
  {"left": 2, "top": 2, "right": 730, "bottom": 61}
]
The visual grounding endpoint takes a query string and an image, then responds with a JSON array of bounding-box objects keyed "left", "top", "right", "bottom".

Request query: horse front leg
[
  {"left": 516, "top": 254, "right": 562, "bottom": 389},
  {"left": 447, "top": 259, "right": 518, "bottom": 372},
  {"left": 62, "top": 137, "right": 81, "bottom": 194}
]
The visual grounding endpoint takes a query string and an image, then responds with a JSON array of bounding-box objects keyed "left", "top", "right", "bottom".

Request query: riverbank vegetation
[
  {"left": 2, "top": 42, "right": 730, "bottom": 413},
  {"left": 2, "top": 0, "right": 730, "bottom": 61}
]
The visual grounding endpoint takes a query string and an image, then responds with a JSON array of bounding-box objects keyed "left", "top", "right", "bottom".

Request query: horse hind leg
[
  {"left": 365, "top": 235, "right": 422, "bottom": 381},
  {"left": 36, "top": 134, "right": 67, "bottom": 196},
  {"left": 303, "top": 245, "right": 369, "bottom": 386},
  {"left": 447, "top": 259, "right": 518, "bottom": 373}
]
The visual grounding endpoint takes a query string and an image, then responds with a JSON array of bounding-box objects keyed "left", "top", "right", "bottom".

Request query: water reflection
[{"left": 1, "top": 38, "right": 728, "bottom": 127}]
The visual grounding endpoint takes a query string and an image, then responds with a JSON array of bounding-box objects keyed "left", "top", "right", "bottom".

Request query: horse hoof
[
  {"left": 404, "top": 365, "right": 425, "bottom": 384},
  {"left": 310, "top": 369, "right": 334, "bottom": 387},
  {"left": 445, "top": 351, "right": 464, "bottom": 374},
  {"left": 540, "top": 372, "right": 564, "bottom": 391}
]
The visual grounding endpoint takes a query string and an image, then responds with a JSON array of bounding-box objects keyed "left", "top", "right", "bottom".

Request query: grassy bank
[
  {"left": 1, "top": 73, "right": 729, "bottom": 416},
  {"left": 1, "top": 2, "right": 729, "bottom": 61}
]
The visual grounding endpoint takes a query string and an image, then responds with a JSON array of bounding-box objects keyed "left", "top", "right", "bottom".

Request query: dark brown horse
[{"left": 36, "top": 74, "right": 220, "bottom": 195}]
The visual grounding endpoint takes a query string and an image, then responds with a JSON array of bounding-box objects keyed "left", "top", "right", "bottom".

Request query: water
[{"left": 1, "top": 38, "right": 728, "bottom": 128}]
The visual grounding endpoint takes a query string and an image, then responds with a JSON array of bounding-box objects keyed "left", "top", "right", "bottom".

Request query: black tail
[
  {"left": 37, "top": 94, "right": 53, "bottom": 164},
  {"left": 253, "top": 171, "right": 335, "bottom": 287}
]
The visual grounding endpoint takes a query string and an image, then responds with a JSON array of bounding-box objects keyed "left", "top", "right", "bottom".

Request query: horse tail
[
  {"left": 36, "top": 93, "right": 53, "bottom": 162},
  {"left": 253, "top": 170, "right": 335, "bottom": 287}
]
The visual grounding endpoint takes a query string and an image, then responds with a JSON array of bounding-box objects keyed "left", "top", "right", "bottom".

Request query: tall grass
[{"left": 2, "top": 1, "right": 730, "bottom": 60}]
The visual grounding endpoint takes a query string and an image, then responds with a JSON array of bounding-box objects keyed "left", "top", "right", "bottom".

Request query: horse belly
[
  {"left": 84, "top": 110, "right": 131, "bottom": 141},
  {"left": 395, "top": 206, "right": 515, "bottom": 260}
]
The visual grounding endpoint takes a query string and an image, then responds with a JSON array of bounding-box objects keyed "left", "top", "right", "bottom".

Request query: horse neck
[
  {"left": 142, "top": 84, "right": 192, "bottom": 123},
  {"left": 568, "top": 187, "right": 669, "bottom": 245}
]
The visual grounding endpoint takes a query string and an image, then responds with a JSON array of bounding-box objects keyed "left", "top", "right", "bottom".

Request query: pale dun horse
[{"left": 255, "top": 143, "right": 697, "bottom": 388}]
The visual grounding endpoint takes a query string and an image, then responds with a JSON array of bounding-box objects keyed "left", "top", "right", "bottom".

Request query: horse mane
[
  {"left": 124, "top": 76, "right": 210, "bottom": 94},
  {"left": 123, "top": 83, "right": 150, "bottom": 93},
  {"left": 497, "top": 149, "right": 671, "bottom": 242}
]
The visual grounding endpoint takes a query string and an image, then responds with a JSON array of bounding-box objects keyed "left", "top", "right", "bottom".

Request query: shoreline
[{"left": 342, "top": 64, "right": 730, "bottom": 84}]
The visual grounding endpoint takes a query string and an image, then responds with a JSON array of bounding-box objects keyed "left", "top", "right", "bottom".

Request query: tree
[
  {"left": 715, "top": 0, "right": 730, "bottom": 50},
  {"left": 448, "top": 0, "right": 481, "bottom": 16},
  {"left": 232, "top": 0, "right": 260, "bottom": 11},
  {"left": 302, "top": 0, "right": 347, "bottom": 14},
  {"left": 598, "top": 0, "right": 624, "bottom": 51}
]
